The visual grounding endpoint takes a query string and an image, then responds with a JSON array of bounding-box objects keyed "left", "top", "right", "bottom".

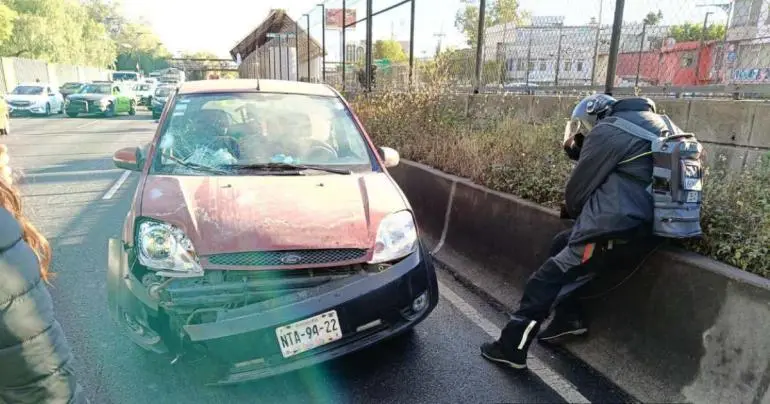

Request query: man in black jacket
[{"left": 480, "top": 94, "right": 664, "bottom": 369}]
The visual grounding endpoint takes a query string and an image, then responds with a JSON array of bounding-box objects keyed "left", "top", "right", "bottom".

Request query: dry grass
[{"left": 351, "top": 89, "right": 770, "bottom": 278}]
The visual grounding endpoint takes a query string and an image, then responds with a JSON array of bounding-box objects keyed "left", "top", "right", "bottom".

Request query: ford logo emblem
[{"left": 280, "top": 254, "right": 302, "bottom": 265}]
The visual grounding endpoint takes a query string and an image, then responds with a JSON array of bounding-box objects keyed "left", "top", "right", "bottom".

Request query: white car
[
  {"left": 133, "top": 82, "right": 156, "bottom": 107},
  {"left": 5, "top": 83, "right": 64, "bottom": 116}
]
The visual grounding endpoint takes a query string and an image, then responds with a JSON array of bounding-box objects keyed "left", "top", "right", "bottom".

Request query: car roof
[
  {"left": 17, "top": 83, "right": 49, "bottom": 87},
  {"left": 177, "top": 79, "right": 336, "bottom": 97}
]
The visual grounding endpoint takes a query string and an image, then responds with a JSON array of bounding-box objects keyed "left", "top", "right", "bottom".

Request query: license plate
[{"left": 275, "top": 310, "right": 342, "bottom": 358}]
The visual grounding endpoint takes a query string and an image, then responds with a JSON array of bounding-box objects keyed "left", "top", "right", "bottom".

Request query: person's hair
[{"left": 0, "top": 179, "right": 52, "bottom": 281}]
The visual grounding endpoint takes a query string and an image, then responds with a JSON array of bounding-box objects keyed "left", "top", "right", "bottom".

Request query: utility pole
[
  {"left": 591, "top": 0, "right": 604, "bottom": 86},
  {"left": 319, "top": 3, "right": 326, "bottom": 82},
  {"left": 694, "top": 11, "right": 713, "bottom": 85},
  {"left": 525, "top": 30, "right": 533, "bottom": 87},
  {"left": 306, "top": 13, "right": 311, "bottom": 82},
  {"left": 473, "top": 0, "right": 487, "bottom": 93},
  {"left": 554, "top": 26, "right": 564, "bottom": 86},
  {"left": 604, "top": 0, "right": 626, "bottom": 95},
  {"left": 433, "top": 24, "right": 446, "bottom": 57},
  {"left": 635, "top": 22, "right": 648, "bottom": 87}
]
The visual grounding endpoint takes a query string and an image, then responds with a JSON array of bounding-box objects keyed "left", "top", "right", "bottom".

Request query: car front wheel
[
  {"left": 44, "top": 103, "right": 51, "bottom": 117},
  {"left": 128, "top": 101, "right": 136, "bottom": 116},
  {"left": 104, "top": 103, "right": 115, "bottom": 118}
]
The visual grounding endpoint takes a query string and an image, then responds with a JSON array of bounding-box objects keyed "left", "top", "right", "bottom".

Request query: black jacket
[
  {"left": 0, "top": 207, "right": 87, "bottom": 404},
  {"left": 565, "top": 98, "right": 667, "bottom": 245}
]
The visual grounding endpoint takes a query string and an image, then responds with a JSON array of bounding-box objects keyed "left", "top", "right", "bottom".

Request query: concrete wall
[
  {"left": 0, "top": 57, "right": 112, "bottom": 93},
  {"left": 390, "top": 159, "right": 770, "bottom": 404},
  {"left": 452, "top": 94, "right": 770, "bottom": 172}
]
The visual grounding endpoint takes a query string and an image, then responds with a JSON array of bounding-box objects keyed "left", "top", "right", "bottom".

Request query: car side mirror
[
  {"left": 113, "top": 146, "right": 143, "bottom": 171},
  {"left": 378, "top": 147, "right": 400, "bottom": 168}
]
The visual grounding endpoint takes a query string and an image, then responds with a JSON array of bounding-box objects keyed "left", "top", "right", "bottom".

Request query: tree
[
  {"left": 0, "top": 3, "right": 17, "bottom": 46},
  {"left": 373, "top": 40, "right": 407, "bottom": 63},
  {"left": 114, "top": 23, "right": 170, "bottom": 72},
  {"left": 643, "top": 10, "right": 663, "bottom": 26},
  {"left": 669, "top": 22, "right": 726, "bottom": 42},
  {"left": 455, "top": 0, "right": 529, "bottom": 47}
]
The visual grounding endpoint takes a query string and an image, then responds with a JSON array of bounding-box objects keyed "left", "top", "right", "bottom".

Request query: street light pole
[
  {"left": 295, "top": 21, "right": 300, "bottom": 81},
  {"left": 306, "top": 14, "right": 311, "bottom": 81},
  {"left": 319, "top": 3, "right": 326, "bottom": 82},
  {"left": 591, "top": 0, "right": 604, "bottom": 86},
  {"left": 635, "top": 22, "right": 647, "bottom": 87},
  {"left": 554, "top": 28, "right": 564, "bottom": 86},
  {"left": 694, "top": 11, "right": 713, "bottom": 85}
]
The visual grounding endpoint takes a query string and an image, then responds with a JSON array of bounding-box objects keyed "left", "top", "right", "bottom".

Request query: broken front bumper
[{"left": 107, "top": 240, "right": 439, "bottom": 383}]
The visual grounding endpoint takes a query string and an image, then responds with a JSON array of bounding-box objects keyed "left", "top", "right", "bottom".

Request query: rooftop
[{"left": 178, "top": 79, "right": 337, "bottom": 97}]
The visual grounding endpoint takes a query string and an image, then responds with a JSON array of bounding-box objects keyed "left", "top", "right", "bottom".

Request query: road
[{"left": 3, "top": 112, "right": 631, "bottom": 404}]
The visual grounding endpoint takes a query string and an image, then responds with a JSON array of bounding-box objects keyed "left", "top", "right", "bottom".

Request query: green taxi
[{"left": 65, "top": 82, "right": 136, "bottom": 118}]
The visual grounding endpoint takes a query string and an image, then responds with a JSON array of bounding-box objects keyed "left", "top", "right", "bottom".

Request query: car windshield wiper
[
  {"left": 225, "top": 162, "right": 351, "bottom": 175},
  {"left": 161, "top": 152, "right": 230, "bottom": 174}
]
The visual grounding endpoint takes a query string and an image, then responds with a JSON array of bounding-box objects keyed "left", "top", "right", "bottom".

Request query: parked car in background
[
  {"left": 134, "top": 82, "right": 157, "bottom": 107},
  {"left": 5, "top": 83, "right": 64, "bottom": 116},
  {"left": 65, "top": 82, "right": 137, "bottom": 118},
  {"left": 112, "top": 71, "right": 141, "bottom": 83},
  {"left": 59, "top": 82, "right": 87, "bottom": 100},
  {"left": 107, "top": 79, "right": 438, "bottom": 384},
  {"left": 0, "top": 94, "right": 9, "bottom": 135},
  {"left": 151, "top": 84, "right": 175, "bottom": 119}
]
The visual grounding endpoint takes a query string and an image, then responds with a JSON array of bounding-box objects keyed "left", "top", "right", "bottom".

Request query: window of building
[
  {"left": 564, "top": 60, "right": 572, "bottom": 71},
  {"left": 528, "top": 60, "right": 535, "bottom": 71},
  {"left": 576, "top": 60, "right": 584, "bottom": 71},
  {"left": 731, "top": 0, "right": 760, "bottom": 28},
  {"left": 681, "top": 52, "right": 695, "bottom": 68},
  {"left": 539, "top": 59, "right": 547, "bottom": 71},
  {"left": 517, "top": 59, "right": 527, "bottom": 71}
]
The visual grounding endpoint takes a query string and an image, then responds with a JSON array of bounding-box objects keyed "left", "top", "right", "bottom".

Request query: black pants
[{"left": 511, "top": 228, "right": 659, "bottom": 325}]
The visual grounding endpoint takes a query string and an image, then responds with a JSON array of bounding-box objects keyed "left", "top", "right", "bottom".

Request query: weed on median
[{"left": 351, "top": 89, "right": 770, "bottom": 279}]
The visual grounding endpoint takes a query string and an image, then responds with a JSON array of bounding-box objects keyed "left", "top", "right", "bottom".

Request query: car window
[
  {"left": 152, "top": 92, "right": 375, "bottom": 176},
  {"left": 61, "top": 83, "right": 82, "bottom": 90},
  {"left": 80, "top": 84, "right": 112, "bottom": 94},
  {"left": 155, "top": 87, "right": 172, "bottom": 97},
  {"left": 12, "top": 86, "right": 44, "bottom": 95}
]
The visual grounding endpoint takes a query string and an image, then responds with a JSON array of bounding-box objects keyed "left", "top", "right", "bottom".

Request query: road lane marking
[
  {"left": 102, "top": 170, "right": 131, "bottom": 200},
  {"left": 437, "top": 281, "right": 591, "bottom": 404},
  {"left": 76, "top": 120, "right": 102, "bottom": 129}
]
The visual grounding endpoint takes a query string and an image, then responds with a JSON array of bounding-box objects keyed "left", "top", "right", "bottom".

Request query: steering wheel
[{"left": 303, "top": 140, "right": 338, "bottom": 162}]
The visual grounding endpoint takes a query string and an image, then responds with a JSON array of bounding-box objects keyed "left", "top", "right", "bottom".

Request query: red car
[{"left": 107, "top": 79, "right": 438, "bottom": 384}]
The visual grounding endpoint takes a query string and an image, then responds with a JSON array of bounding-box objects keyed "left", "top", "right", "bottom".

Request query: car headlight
[
  {"left": 368, "top": 211, "right": 418, "bottom": 264},
  {"left": 136, "top": 220, "right": 203, "bottom": 277}
]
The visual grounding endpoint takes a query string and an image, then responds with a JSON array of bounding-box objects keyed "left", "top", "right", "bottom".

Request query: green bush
[{"left": 351, "top": 90, "right": 770, "bottom": 279}]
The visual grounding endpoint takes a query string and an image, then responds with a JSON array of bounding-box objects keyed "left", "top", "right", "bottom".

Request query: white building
[
  {"left": 485, "top": 16, "right": 663, "bottom": 86},
  {"left": 725, "top": 0, "right": 770, "bottom": 83}
]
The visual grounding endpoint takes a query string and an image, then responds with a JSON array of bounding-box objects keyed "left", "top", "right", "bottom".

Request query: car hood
[
  {"left": 68, "top": 93, "right": 110, "bottom": 101},
  {"left": 139, "top": 173, "right": 408, "bottom": 256},
  {"left": 5, "top": 94, "right": 46, "bottom": 103}
]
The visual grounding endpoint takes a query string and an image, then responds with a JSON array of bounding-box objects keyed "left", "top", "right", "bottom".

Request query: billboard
[{"left": 326, "top": 8, "right": 357, "bottom": 29}]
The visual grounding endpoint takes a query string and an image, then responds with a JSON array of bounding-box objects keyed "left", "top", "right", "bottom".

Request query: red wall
[{"left": 614, "top": 42, "right": 716, "bottom": 86}]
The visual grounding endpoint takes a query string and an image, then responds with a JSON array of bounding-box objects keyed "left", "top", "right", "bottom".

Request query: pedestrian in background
[{"left": 0, "top": 144, "right": 88, "bottom": 403}]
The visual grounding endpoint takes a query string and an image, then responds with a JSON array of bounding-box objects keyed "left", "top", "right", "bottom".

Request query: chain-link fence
[{"left": 265, "top": 0, "right": 770, "bottom": 98}]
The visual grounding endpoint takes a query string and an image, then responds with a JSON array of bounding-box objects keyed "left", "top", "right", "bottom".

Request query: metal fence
[{"left": 292, "top": 0, "right": 770, "bottom": 98}]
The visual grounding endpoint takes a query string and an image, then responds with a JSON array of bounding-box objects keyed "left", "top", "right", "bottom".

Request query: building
[
  {"left": 344, "top": 40, "right": 410, "bottom": 64},
  {"left": 230, "top": 9, "right": 324, "bottom": 82},
  {"left": 486, "top": 16, "right": 660, "bottom": 86},
  {"left": 614, "top": 40, "right": 719, "bottom": 87},
  {"left": 725, "top": 0, "right": 770, "bottom": 83}
]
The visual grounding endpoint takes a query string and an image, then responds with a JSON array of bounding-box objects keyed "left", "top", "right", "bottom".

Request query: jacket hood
[{"left": 138, "top": 172, "right": 408, "bottom": 258}]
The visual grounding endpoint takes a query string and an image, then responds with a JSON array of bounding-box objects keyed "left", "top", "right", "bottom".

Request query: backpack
[{"left": 598, "top": 115, "right": 704, "bottom": 239}]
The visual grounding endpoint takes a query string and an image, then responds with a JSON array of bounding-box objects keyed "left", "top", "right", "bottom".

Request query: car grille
[
  {"left": 9, "top": 101, "right": 31, "bottom": 107},
  {"left": 206, "top": 249, "right": 368, "bottom": 267}
]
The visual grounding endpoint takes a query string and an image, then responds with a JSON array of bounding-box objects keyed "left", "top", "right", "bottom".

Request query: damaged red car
[{"left": 107, "top": 79, "right": 438, "bottom": 384}]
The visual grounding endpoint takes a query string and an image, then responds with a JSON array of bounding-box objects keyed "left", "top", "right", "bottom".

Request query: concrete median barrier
[{"left": 391, "top": 159, "right": 770, "bottom": 404}]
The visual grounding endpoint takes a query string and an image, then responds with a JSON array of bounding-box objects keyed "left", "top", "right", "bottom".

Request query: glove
[{"left": 559, "top": 202, "right": 571, "bottom": 219}]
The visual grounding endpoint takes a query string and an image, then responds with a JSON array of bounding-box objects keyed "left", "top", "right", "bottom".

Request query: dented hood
[{"left": 138, "top": 173, "right": 408, "bottom": 255}]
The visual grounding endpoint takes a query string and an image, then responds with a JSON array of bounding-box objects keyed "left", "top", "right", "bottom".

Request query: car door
[
  {"left": 46, "top": 87, "right": 58, "bottom": 110},
  {"left": 112, "top": 86, "right": 125, "bottom": 113}
]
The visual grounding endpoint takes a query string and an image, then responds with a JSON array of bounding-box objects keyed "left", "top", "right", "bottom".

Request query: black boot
[
  {"left": 538, "top": 307, "right": 588, "bottom": 343},
  {"left": 480, "top": 316, "right": 539, "bottom": 369}
]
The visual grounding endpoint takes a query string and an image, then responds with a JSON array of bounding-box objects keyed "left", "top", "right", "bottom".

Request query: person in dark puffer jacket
[{"left": 0, "top": 144, "right": 88, "bottom": 404}]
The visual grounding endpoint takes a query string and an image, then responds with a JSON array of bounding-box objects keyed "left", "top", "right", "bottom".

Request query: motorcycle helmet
[{"left": 563, "top": 93, "right": 617, "bottom": 161}]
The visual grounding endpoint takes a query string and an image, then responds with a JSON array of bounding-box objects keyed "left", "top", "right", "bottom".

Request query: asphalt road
[{"left": 2, "top": 111, "right": 630, "bottom": 404}]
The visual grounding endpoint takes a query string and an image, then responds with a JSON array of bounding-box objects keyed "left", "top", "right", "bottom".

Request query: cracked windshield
[{"left": 1, "top": 0, "right": 768, "bottom": 403}]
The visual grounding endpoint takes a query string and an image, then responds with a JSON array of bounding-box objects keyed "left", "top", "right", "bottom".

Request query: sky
[{"left": 122, "top": 0, "right": 732, "bottom": 61}]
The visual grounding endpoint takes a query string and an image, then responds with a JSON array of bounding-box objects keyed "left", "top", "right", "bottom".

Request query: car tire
[
  {"left": 104, "top": 103, "right": 115, "bottom": 118},
  {"left": 115, "top": 307, "right": 169, "bottom": 355},
  {"left": 44, "top": 103, "right": 51, "bottom": 117},
  {"left": 66, "top": 112, "right": 78, "bottom": 118},
  {"left": 58, "top": 102, "right": 64, "bottom": 114},
  {"left": 152, "top": 112, "right": 160, "bottom": 120},
  {"left": 129, "top": 101, "right": 136, "bottom": 116}
]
